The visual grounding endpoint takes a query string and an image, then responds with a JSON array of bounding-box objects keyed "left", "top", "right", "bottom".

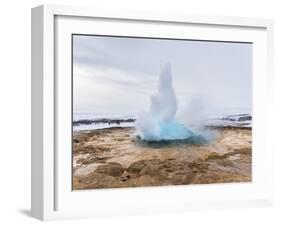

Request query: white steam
[{"left": 136, "top": 62, "right": 202, "bottom": 141}]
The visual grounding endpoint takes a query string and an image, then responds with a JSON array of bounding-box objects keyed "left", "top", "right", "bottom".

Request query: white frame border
[{"left": 31, "top": 4, "right": 274, "bottom": 221}]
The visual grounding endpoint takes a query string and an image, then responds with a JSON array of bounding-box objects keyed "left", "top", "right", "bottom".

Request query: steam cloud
[{"left": 136, "top": 62, "right": 207, "bottom": 142}]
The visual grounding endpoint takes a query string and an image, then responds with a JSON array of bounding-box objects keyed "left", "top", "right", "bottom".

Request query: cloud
[{"left": 73, "top": 35, "right": 252, "bottom": 115}]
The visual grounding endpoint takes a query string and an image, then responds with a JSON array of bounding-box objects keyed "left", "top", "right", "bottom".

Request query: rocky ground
[{"left": 72, "top": 127, "right": 251, "bottom": 190}]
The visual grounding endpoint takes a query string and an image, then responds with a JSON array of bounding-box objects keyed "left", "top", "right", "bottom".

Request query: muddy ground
[{"left": 72, "top": 127, "right": 251, "bottom": 190}]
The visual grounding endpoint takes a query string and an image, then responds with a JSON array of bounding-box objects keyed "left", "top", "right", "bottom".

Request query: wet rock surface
[{"left": 73, "top": 127, "right": 251, "bottom": 190}]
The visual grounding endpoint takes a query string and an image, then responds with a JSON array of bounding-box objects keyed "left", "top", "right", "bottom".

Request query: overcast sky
[{"left": 73, "top": 35, "right": 252, "bottom": 116}]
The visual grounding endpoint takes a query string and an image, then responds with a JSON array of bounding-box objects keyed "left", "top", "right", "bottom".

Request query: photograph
[{"left": 72, "top": 34, "right": 252, "bottom": 190}]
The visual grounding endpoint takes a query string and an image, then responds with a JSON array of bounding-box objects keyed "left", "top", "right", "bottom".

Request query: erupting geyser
[{"left": 136, "top": 62, "right": 203, "bottom": 142}]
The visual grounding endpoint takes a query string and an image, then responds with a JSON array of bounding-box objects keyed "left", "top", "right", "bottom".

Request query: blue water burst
[
  {"left": 137, "top": 120, "right": 209, "bottom": 145},
  {"left": 136, "top": 62, "right": 211, "bottom": 145},
  {"left": 156, "top": 121, "right": 193, "bottom": 140}
]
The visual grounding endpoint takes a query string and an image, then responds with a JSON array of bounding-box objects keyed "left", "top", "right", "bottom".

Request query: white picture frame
[{"left": 31, "top": 4, "right": 274, "bottom": 221}]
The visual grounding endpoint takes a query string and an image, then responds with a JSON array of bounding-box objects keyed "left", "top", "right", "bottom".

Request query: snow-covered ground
[{"left": 73, "top": 112, "right": 252, "bottom": 131}]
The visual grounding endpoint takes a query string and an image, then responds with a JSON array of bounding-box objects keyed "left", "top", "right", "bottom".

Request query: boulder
[
  {"left": 120, "top": 170, "right": 131, "bottom": 181},
  {"left": 95, "top": 162, "right": 124, "bottom": 177},
  {"left": 127, "top": 160, "right": 147, "bottom": 174},
  {"left": 139, "top": 165, "right": 159, "bottom": 176}
]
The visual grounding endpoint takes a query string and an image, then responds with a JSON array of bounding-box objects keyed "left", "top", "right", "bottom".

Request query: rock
[
  {"left": 163, "top": 159, "right": 185, "bottom": 172},
  {"left": 133, "top": 175, "right": 162, "bottom": 186},
  {"left": 238, "top": 115, "right": 252, "bottom": 121},
  {"left": 127, "top": 160, "right": 147, "bottom": 174},
  {"left": 96, "top": 156, "right": 106, "bottom": 160},
  {"left": 188, "top": 161, "right": 209, "bottom": 173},
  {"left": 139, "top": 165, "right": 159, "bottom": 176},
  {"left": 195, "top": 172, "right": 221, "bottom": 184},
  {"left": 217, "top": 159, "right": 234, "bottom": 167},
  {"left": 145, "top": 158, "right": 162, "bottom": 166},
  {"left": 169, "top": 166, "right": 195, "bottom": 184},
  {"left": 73, "top": 172, "right": 123, "bottom": 189},
  {"left": 182, "top": 171, "right": 195, "bottom": 184},
  {"left": 95, "top": 162, "right": 124, "bottom": 177},
  {"left": 120, "top": 170, "right": 131, "bottom": 181},
  {"left": 95, "top": 156, "right": 108, "bottom": 163},
  {"left": 73, "top": 139, "right": 79, "bottom": 143},
  {"left": 206, "top": 152, "right": 225, "bottom": 160}
]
